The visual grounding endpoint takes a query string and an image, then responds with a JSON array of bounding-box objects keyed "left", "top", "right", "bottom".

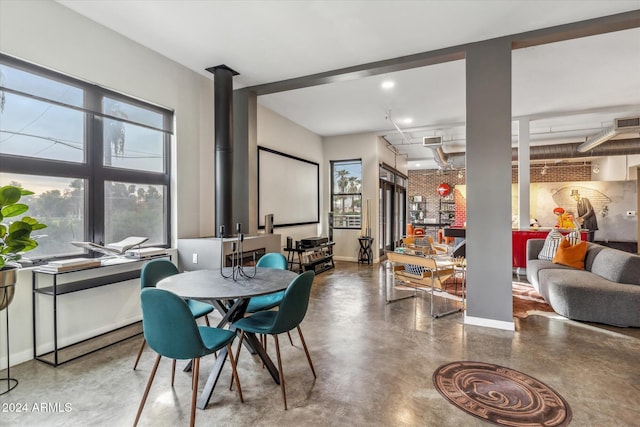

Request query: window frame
[
  {"left": 330, "top": 159, "right": 363, "bottom": 230},
  {"left": 0, "top": 54, "right": 172, "bottom": 260}
]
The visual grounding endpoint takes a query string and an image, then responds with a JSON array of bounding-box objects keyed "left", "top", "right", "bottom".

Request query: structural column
[
  {"left": 518, "top": 118, "right": 531, "bottom": 232},
  {"left": 207, "top": 65, "right": 239, "bottom": 237},
  {"left": 464, "top": 38, "right": 514, "bottom": 330}
]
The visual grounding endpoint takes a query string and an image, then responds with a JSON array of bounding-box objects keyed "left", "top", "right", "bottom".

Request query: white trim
[{"left": 464, "top": 314, "right": 515, "bottom": 331}]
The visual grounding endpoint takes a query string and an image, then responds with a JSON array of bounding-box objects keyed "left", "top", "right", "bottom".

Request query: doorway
[{"left": 379, "top": 165, "right": 407, "bottom": 256}]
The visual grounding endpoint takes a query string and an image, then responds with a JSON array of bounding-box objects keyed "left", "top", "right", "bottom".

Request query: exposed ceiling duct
[
  {"left": 422, "top": 137, "right": 450, "bottom": 169},
  {"left": 576, "top": 126, "right": 618, "bottom": 153},
  {"left": 431, "top": 138, "right": 640, "bottom": 169},
  {"left": 576, "top": 117, "right": 640, "bottom": 153}
]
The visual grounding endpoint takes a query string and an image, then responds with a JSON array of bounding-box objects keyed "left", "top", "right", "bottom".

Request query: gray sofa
[{"left": 526, "top": 239, "right": 640, "bottom": 327}]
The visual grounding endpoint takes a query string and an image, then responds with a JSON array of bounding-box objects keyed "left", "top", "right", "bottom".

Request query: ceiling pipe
[
  {"left": 434, "top": 138, "right": 640, "bottom": 169},
  {"left": 576, "top": 126, "right": 619, "bottom": 152},
  {"left": 431, "top": 146, "right": 449, "bottom": 169}
]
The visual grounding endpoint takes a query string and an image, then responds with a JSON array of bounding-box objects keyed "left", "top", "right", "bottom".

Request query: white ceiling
[{"left": 57, "top": 1, "right": 640, "bottom": 169}]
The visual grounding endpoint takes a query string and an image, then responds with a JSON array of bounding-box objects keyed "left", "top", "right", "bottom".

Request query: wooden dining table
[{"left": 157, "top": 267, "right": 298, "bottom": 409}]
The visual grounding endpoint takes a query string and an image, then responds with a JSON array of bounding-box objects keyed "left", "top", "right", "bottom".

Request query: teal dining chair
[
  {"left": 133, "top": 259, "right": 215, "bottom": 370},
  {"left": 245, "top": 252, "right": 288, "bottom": 313},
  {"left": 134, "top": 288, "right": 243, "bottom": 427},
  {"left": 233, "top": 270, "right": 316, "bottom": 410},
  {"left": 247, "top": 252, "right": 295, "bottom": 351}
]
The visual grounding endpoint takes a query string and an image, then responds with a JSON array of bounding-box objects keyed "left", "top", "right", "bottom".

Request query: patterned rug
[
  {"left": 433, "top": 361, "right": 572, "bottom": 426},
  {"left": 440, "top": 279, "right": 556, "bottom": 319},
  {"left": 511, "top": 282, "right": 556, "bottom": 319}
]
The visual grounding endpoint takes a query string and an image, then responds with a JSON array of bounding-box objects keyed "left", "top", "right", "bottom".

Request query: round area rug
[{"left": 433, "top": 361, "right": 572, "bottom": 427}]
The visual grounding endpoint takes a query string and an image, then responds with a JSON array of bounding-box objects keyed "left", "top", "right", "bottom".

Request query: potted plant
[{"left": 0, "top": 185, "right": 47, "bottom": 310}]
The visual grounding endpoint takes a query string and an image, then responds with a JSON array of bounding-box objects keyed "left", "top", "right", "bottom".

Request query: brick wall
[{"left": 408, "top": 162, "right": 594, "bottom": 224}]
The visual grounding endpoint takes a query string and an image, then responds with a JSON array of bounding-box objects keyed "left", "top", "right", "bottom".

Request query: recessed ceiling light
[
  {"left": 415, "top": 163, "right": 421, "bottom": 167},
  {"left": 402, "top": 118, "right": 413, "bottom": 124},
  {"left": 381, "top": 80, "right": 395, "bottom": 89}
]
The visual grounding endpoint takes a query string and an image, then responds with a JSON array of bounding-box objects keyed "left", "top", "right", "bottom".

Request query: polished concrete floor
[{"left": 2, "top": 261, "right": 639, "bottom": 426}]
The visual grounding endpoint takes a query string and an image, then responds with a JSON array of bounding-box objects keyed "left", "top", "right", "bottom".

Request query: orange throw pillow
[{"left": 552, "top": 238, "right": 587, "bottom": 269}]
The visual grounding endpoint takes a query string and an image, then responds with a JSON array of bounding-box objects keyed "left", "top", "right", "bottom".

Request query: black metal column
[{"left": 206, "top": 65, "right": 239, "bottom": 237}]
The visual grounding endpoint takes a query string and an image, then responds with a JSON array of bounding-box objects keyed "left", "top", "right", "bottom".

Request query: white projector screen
[{"left": 258, "top": 147, "right": 319, "bottom": 227}]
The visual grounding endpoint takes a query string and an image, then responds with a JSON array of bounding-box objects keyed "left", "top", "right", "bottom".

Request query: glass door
[{"left": 378, "top": 166, "right": 407, "bottom": 257}]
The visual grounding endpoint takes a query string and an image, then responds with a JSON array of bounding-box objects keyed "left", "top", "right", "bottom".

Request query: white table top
[{"left": 156, "top": 267, "right": 298, "bottom": 300}]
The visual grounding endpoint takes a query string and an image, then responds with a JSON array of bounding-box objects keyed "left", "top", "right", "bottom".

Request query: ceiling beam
[
  {"left": 512, "top": 9, "right": 640, "bottom": 49},
  {"left": 245, "top": 10, "right": 640, "bottom": 97}
]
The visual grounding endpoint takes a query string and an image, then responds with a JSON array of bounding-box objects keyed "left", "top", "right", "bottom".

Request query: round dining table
[{"left": 157, "top": 267, "right": 298, "bottom": 409}]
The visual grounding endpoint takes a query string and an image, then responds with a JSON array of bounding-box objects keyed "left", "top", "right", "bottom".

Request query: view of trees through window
[
  {"left": 0, "top": 174, "right": 85, "bottom": 259},
  {"left": 0, "top": 54, "right": 172, "bottom": 262},
  {"left": 104, "top": 181, "right": 165, "bottom": 245},
  {"left": 331, "top": 159, "right": 362, "bottom": 229}
]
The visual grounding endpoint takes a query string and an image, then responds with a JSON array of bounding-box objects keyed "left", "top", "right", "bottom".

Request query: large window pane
[
  {"left": 331, "top": 159, "right": 362, "bottom": 229},
  {"left": 103, "top": 118, "right": 165, "bottom": 172},
  {"left": 1, "top": 54, "right": 172, "bottom": 264},
  {"left": 333, "top": 161, "right": 362, "bottom": 191},
  {"left": 103, "top": 97, "right": 164, "bottom": 130},
  {"left": 0, "top": 63, "right": 83, "bottom": 107},
  {"left": 104, "top": 181, "right": 166, "bottom": 246},
  {"left": 332, "top": 195, "right": 362, "bottom": 228},
  {"left": 0, "top": 93, "right": 85, "bottom": 162},
  {"left": 0, "top": 173, "right": 86, "bottom": 260}
]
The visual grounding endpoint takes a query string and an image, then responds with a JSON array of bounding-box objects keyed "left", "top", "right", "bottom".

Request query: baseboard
[
  {"left": 333, "top": 256, "right": 379, "bottom": 264},
  {"left": 34, "top": 315, "right": 142, "bottom": 357},
  {"left": 464, "top": 314, "right": 515, "bottom": 331},
  {"left": 1, "top": 348, "right": 34, "bottom": 368},
  {"left": 333, "top": 256, "right": 357, "bottom": 262}
]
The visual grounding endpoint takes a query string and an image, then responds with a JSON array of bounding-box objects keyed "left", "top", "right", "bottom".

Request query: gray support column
[
  {"left": 518, "top": 118, "right": 531, "bottom": 232},
  {"left": 464, "top": 38, "right": 514, "bottom": 330},
  {"left": 207, "top": 64, "right": 238, "bottom": 237},
  {"left": 233, "top": 89, "right": 256, "bottom": 232}
]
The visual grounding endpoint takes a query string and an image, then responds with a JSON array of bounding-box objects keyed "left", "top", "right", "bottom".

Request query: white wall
[
  {"left": 597, "top": 155, "right": 640, "bottom": 181},
  {"left": 0, "top": 0, "right": 214, "bottom": 365},
  {"left": 323, "top": 133, "right": 385, "bottom": 261},
  {"left": 256, "top": 104, "right": 324, "bottom": 247}
]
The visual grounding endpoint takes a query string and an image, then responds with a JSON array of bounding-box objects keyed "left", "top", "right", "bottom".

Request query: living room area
[{"left": 1, "top": 2, "right": 639, "bottom": 426}]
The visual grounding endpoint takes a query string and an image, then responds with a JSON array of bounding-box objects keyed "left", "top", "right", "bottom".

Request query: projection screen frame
[{"left": 257, "top": 146, "right": 320, "bottom": 228}]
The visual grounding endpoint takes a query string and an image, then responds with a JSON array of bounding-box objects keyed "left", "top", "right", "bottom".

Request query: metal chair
[
  {"left": 233, "top": 270, "right": 316, "bottom": 410},
  {"left": 133, "top": 259, "right": 214, "bottom": 371},
  {"left": 134, "top": 288, "right": 242, "bottom": 427}
]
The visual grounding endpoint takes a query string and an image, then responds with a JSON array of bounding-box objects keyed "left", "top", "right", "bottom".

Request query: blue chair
[
  {"left": 245, "top": 253, "right": 288, "bottom": 313},
  {"left": 133, "top": 259, "right": 215, "bottom": 371},
  {"left": 233, "top": 270, "right": 316, "bottom": 410},
  {"left": 134, "top": 288, "right": 243, "bottom": 427}
]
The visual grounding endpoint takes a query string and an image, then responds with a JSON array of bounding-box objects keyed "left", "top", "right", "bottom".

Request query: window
[
  {"left": 331, "top": 159, "right": 362, "bottom": 229},
  {"left": 0, "top": 54, "right": 173, "bottom": 262}
]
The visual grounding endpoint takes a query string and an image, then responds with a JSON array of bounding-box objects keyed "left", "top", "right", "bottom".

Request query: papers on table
[{"left": 71, "top": 236, "right": 148, "bottom": 256}]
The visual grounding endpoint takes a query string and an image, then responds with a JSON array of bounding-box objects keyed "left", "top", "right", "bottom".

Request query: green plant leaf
[
  {"left": 1, "top": 203, "right": 29, "bottom": 218},
  {"left": 0, "top": 186, "right": 22, "bottom": 206},
  {"left": 0, "top": 186, "right": 46, "bottom": 266},
  {"left": 8, "top": 221, "right": 32, "bottom": 234}
]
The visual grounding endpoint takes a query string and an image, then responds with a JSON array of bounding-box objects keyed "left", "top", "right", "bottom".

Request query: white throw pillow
[
  {"left": 538, "top": 229, "right": 563, "bottom": 261},
  {"left": 565, "top": 230, "right": 581, "bottom": 246}
]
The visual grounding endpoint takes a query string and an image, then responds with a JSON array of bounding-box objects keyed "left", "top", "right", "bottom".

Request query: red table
[
  {"left": 444, "top": 227, "right": 588, "bottom": 268},
  {"left": 512, "top": 229, "right": 588, "bottom": 268}
]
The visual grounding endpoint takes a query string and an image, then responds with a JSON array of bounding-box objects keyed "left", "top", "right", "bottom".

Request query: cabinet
[
  {"left": 32, "top": 256, "right": 168, "bottom": 366},
  {"left": 439, "top": 196, "right": 455, "bottom": 225}
]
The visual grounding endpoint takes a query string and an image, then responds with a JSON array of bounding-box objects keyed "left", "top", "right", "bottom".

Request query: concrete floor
[{"left": 2, "top": 261, "right": 639, "bottom": 426}]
